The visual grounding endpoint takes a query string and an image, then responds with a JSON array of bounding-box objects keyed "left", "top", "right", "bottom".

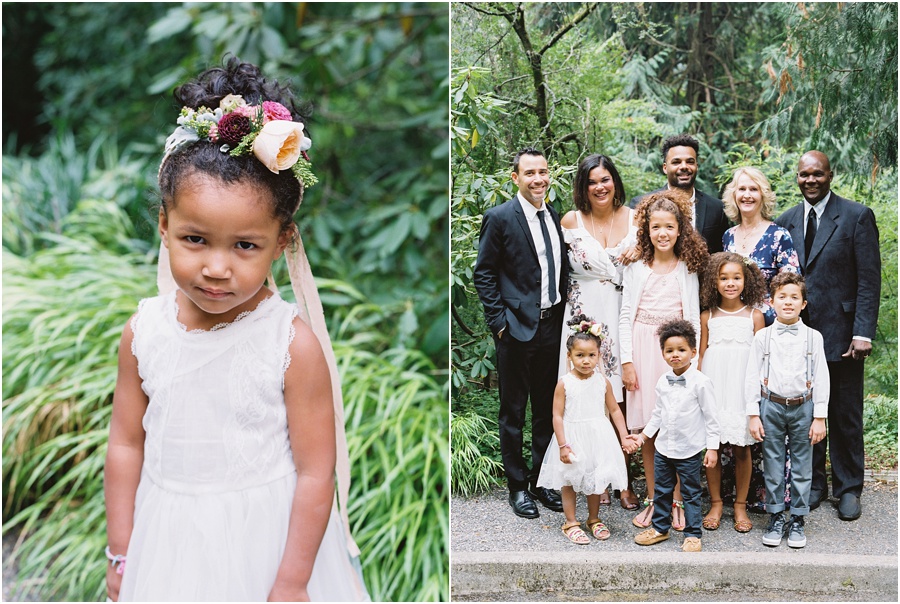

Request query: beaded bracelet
[
  {"left": 559, "top": 443, "right": 571, "bottom": 449},
  {"left": 105, "top": 546, "right": 127, "bottom": 575}
]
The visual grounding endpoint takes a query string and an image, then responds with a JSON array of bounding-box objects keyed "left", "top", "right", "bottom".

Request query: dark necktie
[
  {"left": 777, "top": 323, "right": 799, "bottom": 336},
  {"left": 537, "top": 209, "right": 558, "bottom": 305},
  {"left": 666, "top": 375, "right": 686, "bottom": 387},
  {"left": 805, "top": 209, "right": 817, "bottom": 262}
]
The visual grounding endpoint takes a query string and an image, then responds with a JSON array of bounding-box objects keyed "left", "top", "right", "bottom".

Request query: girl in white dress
[
  {"left": 538, "top": 315, "right": 640, "bottom": 545},
  {"left": 698, "top": 252, "right": 766, "bottom": 534},
  {"left": 104, "top": 59, "right": 368, "bottom": 602}
]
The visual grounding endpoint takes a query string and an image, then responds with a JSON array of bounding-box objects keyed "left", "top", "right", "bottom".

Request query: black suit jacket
[
  {"left": 775, "top": 194, "right": 881, "bottom": 361},
  {"left": 473, "top": 196, "right": 568, "bottom": 341},
  {"left": 629, "top": 188, "right": 728, "bottom": 253}
]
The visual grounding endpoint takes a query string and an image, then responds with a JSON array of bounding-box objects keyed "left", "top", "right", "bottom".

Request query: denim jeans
[
  {"left": 651, "top": 450, "right": 704, "bottom": 538},
  {"left": 760, "top": 396, "right": 813, "bottom": 515}
]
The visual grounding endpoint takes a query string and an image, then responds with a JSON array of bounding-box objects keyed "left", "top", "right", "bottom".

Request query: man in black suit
[
  {"left": 473, "top": 147, "right": 566, "bottom": 518},
  {"left": 629, "top": 134, "right": 729, "bottom": 253},
  {"left": 775, "top": 150, "right": 881, "bottom": 521}
]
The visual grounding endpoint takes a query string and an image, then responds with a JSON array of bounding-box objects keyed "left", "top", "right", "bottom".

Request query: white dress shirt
[
  {"left": 744, "top": 319, "right": 830, "bottom": 419},
  {"left": 667, "top": 184, "right": 697, "bottom": 229},
  {"left": 517, "top": 193, "right": 562, "bottom": 309},
  {"left": 642, "top": 366, "right": 720, "bottom": 459}
]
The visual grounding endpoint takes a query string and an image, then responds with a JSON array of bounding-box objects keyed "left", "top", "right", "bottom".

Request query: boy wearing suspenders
[{"left": 745, "top": 273, "right": 829, "bottom": 548}]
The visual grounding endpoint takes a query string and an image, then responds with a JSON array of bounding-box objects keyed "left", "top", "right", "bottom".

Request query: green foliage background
[
  {"left": 450, "top": 2, "right": 898, "bottom": 494},
  {"left": 2, "top": 3, "right": 448, "bottom": 601}
]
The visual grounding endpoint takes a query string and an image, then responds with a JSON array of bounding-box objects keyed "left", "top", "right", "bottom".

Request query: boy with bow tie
[
  {"left": 633, "top": 319, "right": 719, "bottom": 552},
  {"left": 745, "top": 272, "right": 829, "bottom": 548}
]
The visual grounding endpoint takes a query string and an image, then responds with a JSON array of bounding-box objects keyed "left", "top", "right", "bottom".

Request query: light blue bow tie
[
  {"left": 666, "top": 375, "right": 686, "bottom": 387},
  {"left": 777, "top": 323, "right": 799, "bottom": 336}
]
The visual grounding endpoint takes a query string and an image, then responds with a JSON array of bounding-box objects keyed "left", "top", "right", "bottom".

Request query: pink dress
[{"left": 626, "top": 271, "right": 683, "bottom": 431}]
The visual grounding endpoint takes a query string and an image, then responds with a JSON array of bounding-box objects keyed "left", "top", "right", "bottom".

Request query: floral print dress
[{"left": 558, "top": 210, "right": 637, "bottom": 403}]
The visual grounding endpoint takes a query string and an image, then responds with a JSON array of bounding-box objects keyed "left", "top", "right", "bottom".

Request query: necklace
[
  {"left": 738, "top": 221, "right": 768, "bottom": 252},
  {"left": 588, "top": 208, "right": 616, "bottom": 247},
  {"left": 654, "top": 257, "right": 678, "bottom": 283},
  {"left": 716, "top": 305, "right": 747, "bottom": 315}
]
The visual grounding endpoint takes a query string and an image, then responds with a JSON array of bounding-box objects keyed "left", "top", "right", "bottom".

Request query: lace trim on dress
[
  {"left": 172, "top": 293, "right": 274, "bottom": 334},
  {"left": 281, "top": 307, "right": 299, "bottom": 390},
  {"left": 130, "top": 298, "right": 150, "bottom": 359}
]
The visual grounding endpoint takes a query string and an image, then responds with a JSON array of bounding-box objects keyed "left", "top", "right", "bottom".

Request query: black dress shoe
[
  {"left": 509, "top": 490, "right": 539, "bottom": 519},
  {"left": 528, "top": 485, "right": 564, "bottom": 512},
  {"left": 808, "top": 489, "right": 825, "bottom": 511},
  {"left": 837, "top": 493, "right": 861, "bottom": 521}
]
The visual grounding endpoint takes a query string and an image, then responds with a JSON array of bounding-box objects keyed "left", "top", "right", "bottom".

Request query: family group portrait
[{"left": 450, "top": 2, "right": 898, "bottom": 601}]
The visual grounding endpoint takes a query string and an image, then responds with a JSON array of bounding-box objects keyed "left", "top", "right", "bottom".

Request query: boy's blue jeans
[
  {"left": 760, "top": 396, "right": 813, "bottom": 515},
  {"left": 651, "top": 450, "right": 703, "bottom": 538}
]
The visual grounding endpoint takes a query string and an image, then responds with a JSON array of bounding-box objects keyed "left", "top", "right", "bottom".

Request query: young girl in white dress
[
  {"left": 538, "top": 315, "right": 640, "bottom": 545},
  {"left": 698, "top": 252, "right": 766, "bottom": 533},
  {"left": 104, "top": 59, "right": 368, "bottom": 602},
  {"left": 619, "top": 191, "right": 708, "bottom": 530}
]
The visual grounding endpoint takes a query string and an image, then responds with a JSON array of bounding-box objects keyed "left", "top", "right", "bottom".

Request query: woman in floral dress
[
  {"left": 557, "top": 154, "right": 640, "bottom": 509},
  {"left": 720, "top": 166, "right": 800, "bottom": 513}
]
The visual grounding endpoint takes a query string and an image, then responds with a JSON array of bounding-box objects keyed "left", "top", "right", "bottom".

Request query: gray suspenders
[{"left": 761, "top": 325, "right": 813, "bottom": 405}]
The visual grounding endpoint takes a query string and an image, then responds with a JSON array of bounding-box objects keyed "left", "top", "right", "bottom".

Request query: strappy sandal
[
  {"left": 702, "top": 499, "right": 723, "bottom": 530},
  {"left": 671, "top": 500, "right": 686, "bottom": 531},
  {"left": 632, "top": 498, "right": 655, "bottom": 528},
  {"left": 562, "top": 520, "right": 590, "bottom": 545},
  {"left": 598, "top": 489, "right": 611, "bottom": 505},
  {"left": 733, "top": 501, "right": 753, "bottom": 533},
  {"left": 587, "top": 518, "right": 610, "bottom": 541}
]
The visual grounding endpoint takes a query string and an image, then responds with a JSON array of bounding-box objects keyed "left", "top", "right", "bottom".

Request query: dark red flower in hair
[{"left": 217, "top": 112, "right": 253, "bottom": 146}]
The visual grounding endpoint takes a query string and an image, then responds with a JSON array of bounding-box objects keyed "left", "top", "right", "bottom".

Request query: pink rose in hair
[{"left": 262, "top": 101, "right": 292, "bottom": 123}]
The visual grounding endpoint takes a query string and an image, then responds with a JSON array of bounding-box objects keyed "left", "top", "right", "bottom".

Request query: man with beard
[{"left": 630, "top": 134, "right": 728, "bottom": 253}]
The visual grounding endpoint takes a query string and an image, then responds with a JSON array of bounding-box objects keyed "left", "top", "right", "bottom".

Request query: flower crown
[
  {"left": 569, "top": 320, "right": 605, "bottom": 339},
  {"left": 164, "top": 94, "right": 318, "bottom": 187}
]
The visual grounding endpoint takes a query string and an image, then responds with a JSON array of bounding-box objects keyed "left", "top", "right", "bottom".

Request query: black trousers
[
  {"left": 812, "top": 358, "right": 865, "bottom": 498},
  {"left": 494, "top": 307, "right": 563, "bottom": 491}
]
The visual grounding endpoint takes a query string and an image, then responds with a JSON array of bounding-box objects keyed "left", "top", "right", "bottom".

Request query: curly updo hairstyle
[
  {"left": 565, "top": 313, "right": 604, "bottom": 352},
  {"left": 158, "top": 57, "right": 312, "bottom": 234}
]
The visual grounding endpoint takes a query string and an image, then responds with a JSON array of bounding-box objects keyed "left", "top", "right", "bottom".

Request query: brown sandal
[
  {"left": 733, "top": 501, "right": 753, "bottom": 533},
  {"left": 620, "top": 488, "right": 640, "bottom": 510},
  {"left": 562, "top": 521, "right": 590, "bottom": 545},
  {"left": 702, "top": 499, "right": 723, "bottom": 530}
]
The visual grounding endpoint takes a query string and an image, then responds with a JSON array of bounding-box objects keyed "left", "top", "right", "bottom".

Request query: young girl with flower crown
[
  {"left": 618, "top": 190, "right": 708, "bottom": 531},
  {"left": 697, "top": 252, "right": 766, "bottom": 534},
  {"left": 103, "top": 58, "right": 368, "bottom": 602},
  {"left": 537, "top": 315, "right": 640, "bottom": 545}
]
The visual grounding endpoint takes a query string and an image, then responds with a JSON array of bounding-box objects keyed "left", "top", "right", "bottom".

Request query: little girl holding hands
[
  {"left": 619, "top": 190, "right": 708, "bottom": 530},
  {"left": 537, "top": 315, "right": 640, "bottom": 545},
  {"left": 698, "top": 252, "right": 766, "bottom": 533},
  {"left": 104, "top": 59, "right": 368, "bottom": 602}
]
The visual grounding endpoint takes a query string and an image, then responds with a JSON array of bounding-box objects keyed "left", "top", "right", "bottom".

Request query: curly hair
[
  {"left": 572, "top": 154, "right": 626, "bottom": 213},
  {"left": 721, "top": 167, "right": 777, "bottom": 223},
  {"left": 661, "top": 134, "right": 699, "bottom": 160},
  {"left": 158, "top": 56, "right": 311, "bottom": 234},
  {"left": 564, "top": 313, "right": 603, "bottom": 352},
  {"left": 770, "top": 271, "right": 808, "bottom": 301},
  {"left": 634, "top": 189, "right": 708, "bottom": 273},
  {"left": 657, "top": 318, "right": 697, "bottom": 350},
  {"left": 699, "top": 252, "right": 767, "bottom": 310}
]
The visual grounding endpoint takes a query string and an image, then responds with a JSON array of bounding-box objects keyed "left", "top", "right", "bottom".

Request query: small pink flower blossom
[{"left": 262, "top": 101, "right": 292, "bottom": 123}]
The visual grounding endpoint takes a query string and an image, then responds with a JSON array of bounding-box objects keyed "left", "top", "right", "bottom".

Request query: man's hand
[{"left": 842, "top": 339, "right": 872, "bottom": 361}]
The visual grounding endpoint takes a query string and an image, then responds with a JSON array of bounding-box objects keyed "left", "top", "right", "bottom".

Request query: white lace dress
[
  {"left": 701, "top": 312, "right": 755, "bottom": 446},
  {"left": 537, "top": 373, "right": 628, "bottom": 495},
  {"left": 119, "top": 291, "right": 368, "bottom": 602}
]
